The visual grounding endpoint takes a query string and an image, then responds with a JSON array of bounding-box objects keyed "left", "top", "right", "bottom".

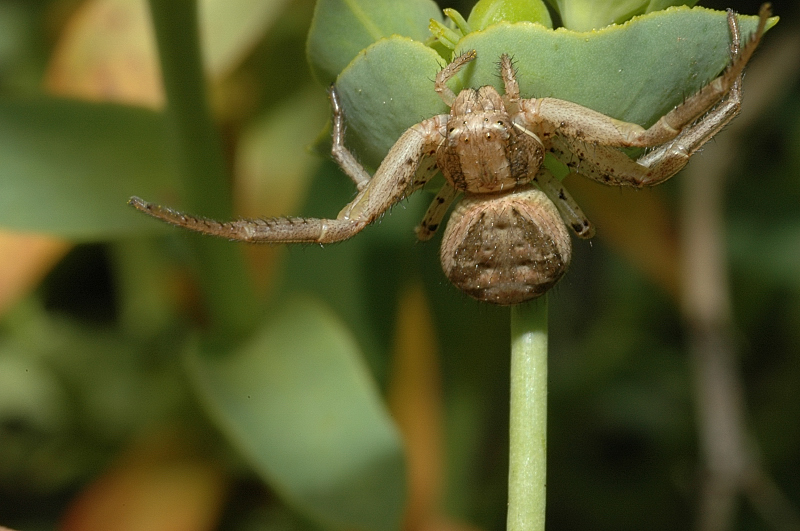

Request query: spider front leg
[
  {"left": 549, "top": 4, "right": 769, "bottom": 188},
  {"left": 520, "top": 4, "right": 769, "bottom": 151},
  {"left": 130, "top": 89, "right": 446, "bottom": 243},
  {"left": 549, "top": 59, "right": 744, "bottom": 188}
]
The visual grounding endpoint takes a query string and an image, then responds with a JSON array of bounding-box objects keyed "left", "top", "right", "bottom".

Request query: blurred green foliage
[{"left": 0, "top": 0, "right": 797, "bottom": 530}]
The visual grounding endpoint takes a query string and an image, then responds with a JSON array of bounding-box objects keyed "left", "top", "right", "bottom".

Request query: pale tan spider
[{"left": 130, "top": 5, "right": 769, "bottom": 305}]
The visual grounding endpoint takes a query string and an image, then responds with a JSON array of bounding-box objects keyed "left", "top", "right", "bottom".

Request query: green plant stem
[
  {"left": 508, "top": 298, "right": 548, "bottom": 531},
  {"left": 147, "top": 0, "right": 259, "bottom": 341}
]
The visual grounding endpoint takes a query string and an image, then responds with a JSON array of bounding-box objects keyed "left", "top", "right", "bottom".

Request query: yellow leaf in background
[
  {"left": 388, "top": 283, "right": 444, "bottom": 529},
  {"left": 0, "top": 232, "right": 70, "bottom": 318},
  {"left": 45, "top": 0, "right": 294, "bottom": 107},
  {"left": 45, "top": 0, "right": 164, "bottom": 108},
  {"left": 566, "top": 174, "right": 680, "bottom": 300},
  {"left": 60, "top": 430, "right": 229, "bottom": 531},
  {"left": 387, "top": 283, "right": 486, "bottom": 531}
]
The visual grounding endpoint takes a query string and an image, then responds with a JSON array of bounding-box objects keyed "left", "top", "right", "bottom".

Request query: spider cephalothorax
[
  {"left": 130, "top": 5, "right": 769, "bottom": 305},
  {"left": 436, "top": 73, "right": 545, "bottom": 195}
]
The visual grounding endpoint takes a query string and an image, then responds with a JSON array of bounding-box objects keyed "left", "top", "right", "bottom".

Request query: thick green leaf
[
  {"left": 306, "top": 0, "right": 442, "bottom": 85},
  {"left": 186, "top": 296, "right": 406, "bottom": 531},
  {"left": 334, "top": 7, "right": 773, "bottom": 169},
  {"left": 0, "top": 98, "right": 179, "bottom": 240}
]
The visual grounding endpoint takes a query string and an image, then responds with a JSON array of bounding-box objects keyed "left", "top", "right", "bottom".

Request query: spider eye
[{"left": 497, "top": 120, "right": 504, "bottom": 126}]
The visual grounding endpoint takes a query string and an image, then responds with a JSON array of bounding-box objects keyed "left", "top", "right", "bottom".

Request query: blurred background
[{"left": 0, "top": 0, "right": 798, "bottom": 530}]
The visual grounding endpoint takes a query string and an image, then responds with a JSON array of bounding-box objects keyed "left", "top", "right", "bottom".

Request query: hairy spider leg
[
  {"left": 415, "top": 183, "right": 459, "bottom": 241},
  {"left": 546, "top": 4, "right": 769, "bottom": 187},
  {"left": 130, "top": 89, "right": 448, "bottom": 243},
  {"left": 518, "top": 4, "right": 770, "bottom": 152},
  {"left": 533, "top": 169, "right": 595, "bottom": 238}
]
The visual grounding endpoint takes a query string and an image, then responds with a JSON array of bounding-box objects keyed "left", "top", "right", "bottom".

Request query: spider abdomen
[{"left": 440, "top": 187, "right": 571, "bottom": 305}]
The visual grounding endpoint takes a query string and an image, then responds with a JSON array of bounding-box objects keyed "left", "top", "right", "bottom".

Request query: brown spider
[{"left": 130, "top": 5, "right": 769, "bottom": 305}]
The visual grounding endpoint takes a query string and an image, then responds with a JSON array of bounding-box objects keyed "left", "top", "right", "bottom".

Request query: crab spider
[{"left": 130, "top": 5, "right": 770, "bottom": 305}]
